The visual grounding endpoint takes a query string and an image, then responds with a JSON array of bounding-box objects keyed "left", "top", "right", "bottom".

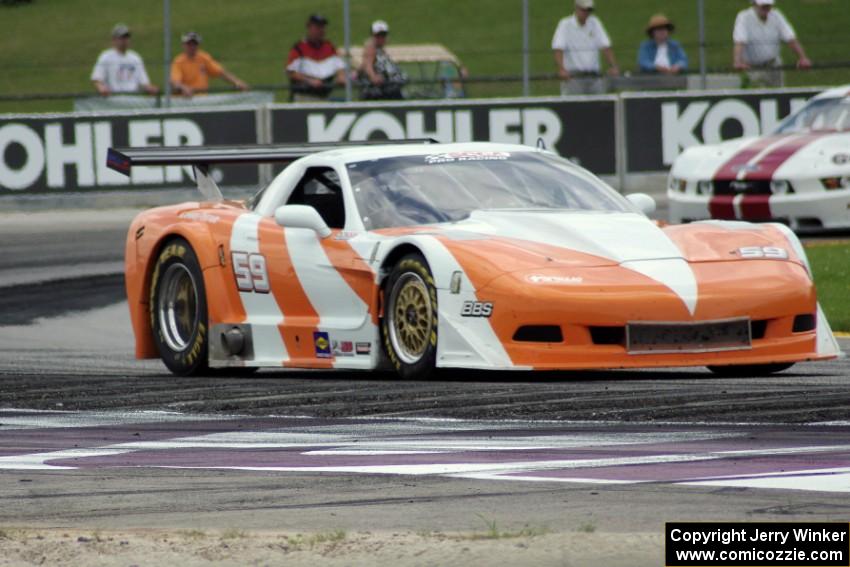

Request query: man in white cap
[
  {"left": 91, "top": 24, "right": 158, "bottom": 96},
  {"left": 359, "top": 20, "right": 406, "bottom": 100},
  {"left": 551, "top": 0, "right": 619, "bottom": 96},
  {"left": 733, "top": 0, "right": 811, "bottom": 87}
]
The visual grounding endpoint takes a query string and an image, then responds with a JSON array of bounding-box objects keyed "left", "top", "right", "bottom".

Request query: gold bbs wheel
[
  {"left": 381, "top": 253, "right": 438, "bottom": 379},
  {"left": 387, "top": 272, "right": 433, "bottom": 364}
]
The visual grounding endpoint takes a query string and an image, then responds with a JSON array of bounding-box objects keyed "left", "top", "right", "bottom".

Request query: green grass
[
  {"left": 281, "top": 530, "right": 347, "bottom": 550},
  {"left": 470, "top": 514, "right": 549, "bottom": 540},
  {"left": 576, "top": 521, "right": 596, "bottom": 533},
  {"left": 1, "top": 0, "right": 849, "bottom": 114},
  {"left": 807, "top": 242, "right": 850, "bottom": 332}
]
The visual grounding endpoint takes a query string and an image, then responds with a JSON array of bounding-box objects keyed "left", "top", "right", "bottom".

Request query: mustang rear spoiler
[{"left": 106, "top": 139, "right": 438, "bottom": 201}]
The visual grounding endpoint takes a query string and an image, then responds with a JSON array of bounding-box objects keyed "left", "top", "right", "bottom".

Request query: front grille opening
[
  {"left": 713, "top": 179, "right": 772, "bottom": 196},
  {"left": 590, "top": 326, "right": 625, "bottom": 345},
  {"left": 792, "top": 314, "right": 816, "bottom": 333},
  {"left": 796, "top": 217, "right": 823, "bottom": 229},
  {"left": 513, "top": 325, "right": 563, "bottom": 343},
  {"left": 751, "top": 320, "right": 768, "bottom": 340}
]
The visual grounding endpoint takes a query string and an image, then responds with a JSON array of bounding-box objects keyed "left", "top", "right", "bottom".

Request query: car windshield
[
  {"left": 775, "top": 96, "right": 850, "bottom": 134},
  {"left": 345, "top": 150, "right": 630, "bottom": 229}
]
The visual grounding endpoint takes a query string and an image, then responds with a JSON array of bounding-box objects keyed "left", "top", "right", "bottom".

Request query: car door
[{"left": 261, "top": 165, "right": 377, "bottom": 366}]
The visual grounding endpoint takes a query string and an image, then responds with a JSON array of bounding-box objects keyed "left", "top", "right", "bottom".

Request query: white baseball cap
[
  {"left": 111, "top": 24, "right": 131, "bottom": 38},
  {"left": 371, "top": 20, "right": 389, "bottom": 34},
  {"left": 575, "top": 0, "right": 595, "bottom": 9},
  {"left": 753, "top": 0, "right": 775, "bottom": 5}
]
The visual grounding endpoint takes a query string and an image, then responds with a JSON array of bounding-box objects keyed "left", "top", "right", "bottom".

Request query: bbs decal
[
  {"left": 232, "top": 252, "right": 270, "bottom": 292},
  {"left": 461, "top": 301, "right": 493, "bottom": 317}
]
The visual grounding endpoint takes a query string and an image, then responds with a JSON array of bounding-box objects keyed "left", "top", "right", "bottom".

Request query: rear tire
[
  {"left": 381, "top": 253, "right": 438, "bottom": 380},
  {"left": 150, "top": 238, "right": 210, "bottom": 376},
  {"left": 707, "top": 363, "right": 794, "bottom": 377}
]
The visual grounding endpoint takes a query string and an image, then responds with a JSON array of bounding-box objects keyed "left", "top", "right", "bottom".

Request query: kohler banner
[
  {"left": 0, "top": 89, "right": 827, "bottom": 193},
  {"left": 0, "top": 108, "right": 258, "bottom": 193},
  {"left": 624, "top": 88, "right": 820, "bottom": 173},
  {"left": 270, "top": 98, "right": 619, "bottom": 175}
]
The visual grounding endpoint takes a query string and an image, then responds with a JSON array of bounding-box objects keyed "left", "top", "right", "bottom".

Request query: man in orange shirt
[{"left": 170, "top": 32, "right": 248, "bottom": 97}]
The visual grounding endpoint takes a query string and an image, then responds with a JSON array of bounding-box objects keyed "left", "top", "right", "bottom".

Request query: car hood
[
  {"left": 441, "top": 210, "right": 682, "bottom": 265},
  {"left": 672, "top": 131, "right": 850, "bottom": 181},
  {"left": 425, "top": 208, "right": 800, "bottom": 267},
  {"left": 386, "top": 210, "right": 803, "bottom": 316},
  {"left": 671, "top": 136, "right": 765, "bottom": 180}
]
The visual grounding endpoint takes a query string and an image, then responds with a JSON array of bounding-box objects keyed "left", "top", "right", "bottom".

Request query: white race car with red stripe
[
  {"left": 669, "top": 85, "right": 850, "bottom": 231},
  {"left": 108, "top": 141, "right": 840, "bottom": 379}
]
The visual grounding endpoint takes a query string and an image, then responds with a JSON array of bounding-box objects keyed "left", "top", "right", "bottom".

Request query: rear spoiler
[{"left": 106, "top": 139, "right": 438, "bottom": 201}]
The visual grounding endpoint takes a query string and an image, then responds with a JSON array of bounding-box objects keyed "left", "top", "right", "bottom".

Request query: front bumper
[
  {"left": 460, "top": 260, "right": 835, "bottom": 371},
  {"left": 668, "top": 188, "right": 850, "bottom": 230}
]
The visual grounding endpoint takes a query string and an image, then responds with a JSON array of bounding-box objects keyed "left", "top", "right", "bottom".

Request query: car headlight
[
  {"left": 821, "top": 176, "right": 850, "bottom": 190},
  {"left": 696, "top": 180, "right": 712, "bottom": 195},
  {"left": 770, "top": 180, "right": 793, "bottom": 195},
  {"left": 668, "top": 177, "right": 687, "bottom": 192}
]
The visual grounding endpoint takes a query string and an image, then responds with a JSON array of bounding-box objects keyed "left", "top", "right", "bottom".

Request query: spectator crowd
[
  {"left": 552, "top": 0, "right": 810, "bottom": 93},
  {"left": 89, "top": 0, "right": 813, "bottom": 102}
]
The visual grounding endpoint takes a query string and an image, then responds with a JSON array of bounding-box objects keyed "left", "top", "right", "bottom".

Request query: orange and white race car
[{"left": 108, "top": 141, "right": 840, "bottom": 379}]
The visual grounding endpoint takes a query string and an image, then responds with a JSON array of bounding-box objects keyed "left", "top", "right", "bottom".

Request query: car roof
[
  {"left": 812, "top": 84, "right": 850, "bottom": 100},
  {"left": 308, "top": 142, "right": 542, "bottom": 165}
]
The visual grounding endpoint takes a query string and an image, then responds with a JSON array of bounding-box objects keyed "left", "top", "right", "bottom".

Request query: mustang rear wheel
[
  {"left": 382, "top": 253, "right": 438, "bottom": 380},
  {"left": 150, "top": 238, "right": 209, "bottom": 376},
  {"left": 707, "top": 363, "right": 794, "bottom": 377}
]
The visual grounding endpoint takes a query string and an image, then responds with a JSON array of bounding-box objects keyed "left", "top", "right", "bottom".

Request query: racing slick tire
[
  {"left": 706, "top": 363, "right": 794, "bottom": 377},
  {"left": 150, "top": 238, "right": 210, "bottom": 376},
  {"left": 382, "top": 253, "right": 439, "bottom": 380}
]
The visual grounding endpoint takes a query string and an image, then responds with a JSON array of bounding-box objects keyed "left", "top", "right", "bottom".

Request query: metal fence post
[
  {"left": 522, "top": 0, "right": 530, "bottom": 97},
  {"left": 615, "top": 95, "right": 627, "bottom": 193},
  {"left": 343, "top": 0, "right": 352, "bottom": 102},
  {"left": 163, "top": 0, "right": 172, "bottom": 108},
  {"left": 697, "top": 0, "right": 707, "bottom": 90},
  {"left": 256, "top": 104, "right": 273, "bottom": 187}
]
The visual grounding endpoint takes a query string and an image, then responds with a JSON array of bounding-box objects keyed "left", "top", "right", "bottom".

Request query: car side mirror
[
  {"left": 274, "top": 205, "right": 332, "bottom": 238},
  {"left": 625, "top": 193, "right": 657, "bottom": 216}
]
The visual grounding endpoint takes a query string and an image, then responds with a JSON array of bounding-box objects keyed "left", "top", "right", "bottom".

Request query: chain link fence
[{"left": 1, "top": 0, "right": 848, "bottom": 113}]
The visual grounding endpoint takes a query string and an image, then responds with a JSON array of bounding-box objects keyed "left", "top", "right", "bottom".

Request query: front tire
[
  {"left": 707, "top": 363, "right": 794, "bottom": 377},
  {"left": 150, "top": 238, "right": 209, "bottom": 376},
  {"left": 381, "top": 253, "right": 438, "bottom": 380}
]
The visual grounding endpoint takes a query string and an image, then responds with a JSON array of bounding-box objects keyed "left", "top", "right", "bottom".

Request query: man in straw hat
[
  {"left": 551, "top": 0, "right": 619, "bottom": 95},
  {"left": 733, "top": 0, "right": 811, "bottom": 87},
  {"left": 638, "top": 14, "right": 688, "bottom": 74}
]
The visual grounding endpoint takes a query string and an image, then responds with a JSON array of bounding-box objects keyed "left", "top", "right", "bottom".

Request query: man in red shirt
[{"left": 286, "top": 14, "right": 346, "bottom": 102}]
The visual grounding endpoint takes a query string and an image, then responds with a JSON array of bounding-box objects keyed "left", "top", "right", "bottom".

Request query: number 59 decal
[
  {"left": 232, "top": 252, "right": 270, "bottom": 292},
  {"left": 737, "top": 246, "right": 788, "bottom": 259}
]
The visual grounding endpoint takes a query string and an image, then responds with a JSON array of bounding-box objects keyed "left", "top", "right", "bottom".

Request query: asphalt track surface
[{"left": 0, "top": 209, "right": 849, "bottom": 565}]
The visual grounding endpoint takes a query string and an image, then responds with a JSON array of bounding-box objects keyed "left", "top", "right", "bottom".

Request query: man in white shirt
[
  {"left": 551, "top": 0, "right": 619, "bottom": 95},
  {"left": 91, "top": 24, "right": 159, "bottom": 96},
  {"left": 732, "top": 0, "right": 811, "bottom": 87}
]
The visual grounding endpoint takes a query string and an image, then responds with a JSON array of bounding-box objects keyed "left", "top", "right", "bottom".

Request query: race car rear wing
[{"left": 106, "top": 139, "right": 438, "bottom": 201}]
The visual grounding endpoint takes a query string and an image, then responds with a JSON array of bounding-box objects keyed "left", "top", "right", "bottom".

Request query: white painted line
[
  {"left": 684, "top": 469, "right": 850, "bottom": 493},
  {"left": 0, "top": 449, "right": 133, "bottom": 470}
]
